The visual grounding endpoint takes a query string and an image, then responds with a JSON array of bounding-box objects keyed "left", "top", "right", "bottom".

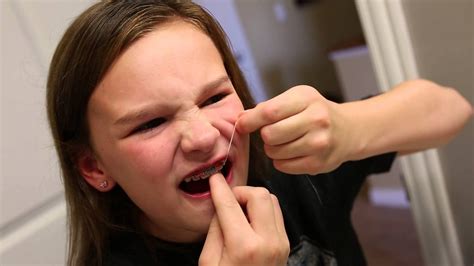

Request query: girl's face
[{"left": 86, "top": 21, "right": 249, "bottom": 242}]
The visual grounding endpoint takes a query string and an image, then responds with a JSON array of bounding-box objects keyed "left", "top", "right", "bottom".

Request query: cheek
[
  {"left": 209, "top": 95, "right": 244, "bottom": 123},
  {"left": 110, "top": 136, "right": 176, "bottom": 184},
  {"left": 229, "top": 95, "right": 245, "bottom": 115}
]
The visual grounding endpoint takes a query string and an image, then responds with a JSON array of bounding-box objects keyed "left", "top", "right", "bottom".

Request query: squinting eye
[
  {"left": 133, "top": 117, "right": 166, "bottom": 134},
  {"left": 201, "top": 93, "right": 227, "bottom": 107}
]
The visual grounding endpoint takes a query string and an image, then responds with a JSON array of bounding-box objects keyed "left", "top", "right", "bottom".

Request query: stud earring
[{"left": 99, "top": 180, "right": 108, "bottom": 189}]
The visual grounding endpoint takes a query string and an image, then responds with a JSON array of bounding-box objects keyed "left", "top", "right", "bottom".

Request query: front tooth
[{"left": 192, "top": 176, "right": 200, "bottom": 181}]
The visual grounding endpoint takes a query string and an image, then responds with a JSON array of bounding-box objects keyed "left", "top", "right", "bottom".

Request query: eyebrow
[{"left": 113, "top": 76, "right": 231, "bottom": 126}]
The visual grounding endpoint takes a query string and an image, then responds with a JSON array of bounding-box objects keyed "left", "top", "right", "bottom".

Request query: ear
[{"left": 77, "top": 151, "right": 116, "bottom": 192}]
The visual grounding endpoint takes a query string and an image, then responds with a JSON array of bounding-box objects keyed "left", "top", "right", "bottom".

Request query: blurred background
[{"left": 1, "top": 0, "right": 472, "bottom": 265}]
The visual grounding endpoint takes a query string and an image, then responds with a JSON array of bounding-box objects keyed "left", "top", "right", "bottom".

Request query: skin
[
  {"left": 80, "top": 20, "right": 290, "bottom": 265},
  {"left": 238, "top": 81, "right": 472, "bottom": 174},
  {"left": 77, "top": 17, "right": 472, "bottom": 266},
  {"left": 82, "top": 20, "right": 251, "bottom": 243}
]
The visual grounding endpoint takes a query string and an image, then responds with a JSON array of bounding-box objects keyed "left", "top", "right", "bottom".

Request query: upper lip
[{"left": 180, "top": 156, "right": 228, "bottom": 183}]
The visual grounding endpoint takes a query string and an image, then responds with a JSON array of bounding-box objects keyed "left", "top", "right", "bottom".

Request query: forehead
[{"left": 89, "top": 20, "right": 227, "bottom": 117}]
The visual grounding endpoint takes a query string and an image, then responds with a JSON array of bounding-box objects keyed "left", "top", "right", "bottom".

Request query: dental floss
[
  {"left": 305, "top": 175, "right": 323, "bottom": 206},
  {"left": 206, "top": 121, "right": 237, "bottom": 176},
  {"left": 215, "top": 121, "right": 323, "bottom": 206},
  {"left": 223, "top": 121, "right": 237, "bottom": 166}
]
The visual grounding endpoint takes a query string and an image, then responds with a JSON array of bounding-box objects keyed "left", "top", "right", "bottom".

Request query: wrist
[{"left": 336, "top": 100, "right": 371, "bottom": 161}]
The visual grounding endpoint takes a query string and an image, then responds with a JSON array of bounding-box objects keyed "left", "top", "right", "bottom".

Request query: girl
[{"left": 46, "top": 1, "right": 472, "bottom": 265}]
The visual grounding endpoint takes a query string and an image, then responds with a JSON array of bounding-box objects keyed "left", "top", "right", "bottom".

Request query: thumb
[{"left": 199, "top": 215, "right": 223, "bottom": 266}]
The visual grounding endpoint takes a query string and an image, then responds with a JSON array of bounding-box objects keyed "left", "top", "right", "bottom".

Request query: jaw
[{"left": 140, "top": 206, "right": 213, "bottom": 243}]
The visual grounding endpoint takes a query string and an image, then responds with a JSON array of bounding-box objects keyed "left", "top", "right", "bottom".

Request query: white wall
[
  {"left": 1, "top": 1, "right": 95, "bottom": 264},
  {"left": 401, "top": 1, "right": 473, "bottom": 264}
]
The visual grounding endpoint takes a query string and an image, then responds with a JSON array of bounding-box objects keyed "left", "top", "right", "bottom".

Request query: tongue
[{"left": 180, "top": 178, "right": 210, "bottom": 194}]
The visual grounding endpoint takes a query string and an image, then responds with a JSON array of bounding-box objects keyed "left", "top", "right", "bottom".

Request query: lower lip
[{"left": 181, "top": 166, "right": 233, "bottom": 200}]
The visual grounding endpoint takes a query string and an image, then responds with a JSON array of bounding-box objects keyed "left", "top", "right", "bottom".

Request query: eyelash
[
  {"left": 201, "top": 93, "right": 227, "bottom": 107},
  {"left": 133, "top": 117, "right": 166, "bottom": 134}
]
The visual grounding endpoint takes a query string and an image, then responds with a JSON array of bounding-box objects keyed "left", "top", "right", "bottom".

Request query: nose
[{"left": 180, "top": 117, "right": 220, "bottom": 155}]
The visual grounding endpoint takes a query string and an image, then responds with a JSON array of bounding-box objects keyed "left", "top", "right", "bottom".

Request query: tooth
[
  {"left": 192, "top": 176, "right": 200, "bottom": 181},
  {"left": 185, "top": 177, "right": 192, "bottom": 183}
]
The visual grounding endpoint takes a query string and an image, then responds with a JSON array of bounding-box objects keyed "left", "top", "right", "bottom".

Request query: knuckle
[
  {"left": 299, "top": 85, "right": 318, "bottom": 99},
  {"left": 252, "top": 187, "right": 271, "bottom": 200},
  {"left": 309, "top": 137, "right": 324, "bottom": 150},
  {"left": 261, "top": 104, "right": 279, "bottom": 122},
  {"left": 235, "top": 241, "right": 260, "bottom": 261},
  {"left": 309, "top": 135, "right": 331, "bottom": 151},
  {"left": 307, "top": 105, "right": 331, "bottom": 127},
  {"left": 266, "top": 244, "right": 280, "bottom": 260},
  {"left": 273, "top": 160, "right": 291, "bottom": 174},
  {"left": 319, "top": 116, "right": 331, "bottom": 128},
  {"left": 260, "top": 126, "right": 273, "bottom": 144},
  {"left": 280, "top": 239, "right": 291, "bottom": 259},
  {"left": 296, "top": 85, "right": 313, "bottom": 93},
  {"left": 270, "top": 194, "right": 279, "bottom": 204},
  {"left": 263, "top": 143, "right": 272, "bottom": 155},
  {"left": 310, "top": 113, "right": 329, "bottom": 128},
  {"left": 264, "top": 144, "right": 281, "bottom": 159},
  {"left": 266, "top": 241, "right": 289, "bottom": 263}
]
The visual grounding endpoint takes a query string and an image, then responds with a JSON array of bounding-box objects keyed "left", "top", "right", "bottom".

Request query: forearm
[{"left": 339, "top": 79, "right": 472, "bottom": 160}]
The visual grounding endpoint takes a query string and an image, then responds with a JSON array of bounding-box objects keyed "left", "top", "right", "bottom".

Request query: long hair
[{"left": 47, "top": 0, "right": 266, "bottom": 265}]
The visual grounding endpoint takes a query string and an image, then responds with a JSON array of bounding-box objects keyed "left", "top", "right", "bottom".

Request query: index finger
[
  {"left": 237, "top": 91, "right": 306, "bottom": 134},
  {"left": 209, "top": 173, "right": 252, "bottom": 241}
]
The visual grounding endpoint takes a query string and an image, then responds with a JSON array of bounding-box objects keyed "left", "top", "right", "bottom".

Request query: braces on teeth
[{"left": 184, "top": 164, "right": 222, "bottom": 183}]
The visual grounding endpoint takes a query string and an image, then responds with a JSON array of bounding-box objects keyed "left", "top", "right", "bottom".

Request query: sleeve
[{"left": 359, "top": 151, "right": 397, "bottom": 175}]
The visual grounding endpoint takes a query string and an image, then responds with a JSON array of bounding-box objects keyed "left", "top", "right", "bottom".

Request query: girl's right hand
[{"left": 199, "top": 173, "right": 290, "bottom": 266}]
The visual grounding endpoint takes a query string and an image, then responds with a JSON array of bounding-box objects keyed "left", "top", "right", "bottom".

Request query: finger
[
  {"left": 270, "top": 194, "right": 290, "bottom": 261},
  {"left": 237, "top": 91, "right": 307, "bottom": 134},
  {"left": 199, "top": 215, "right": 223, "bottom": 266},
  {"left": 259, "top": 109, "right": 309, "bottom": 146},
  {"left": 232, "top": 186, "right": 279, "bottom": 239},
  {"left": 264, "top": 131, "right": 330, "bottom": 160},
  {"left": 273, "top": 156, "right": 323, "bottom": 175},
  {"left": 270, "top": 194, "right": 287, "bottom": 238},
  {"left": 209, "top": 173, "right": 252, "bottom": 242}
]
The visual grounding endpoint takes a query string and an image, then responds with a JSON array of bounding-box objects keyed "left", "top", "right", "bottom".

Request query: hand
[
  {"left": 238, "top": 85, "right": 352, "bottom": 175},
  {"left": 199, "top": 173, "right": 289, "bottom": 266}
]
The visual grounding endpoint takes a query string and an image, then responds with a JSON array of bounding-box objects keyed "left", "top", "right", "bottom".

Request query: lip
[{"left": 179, "top": 156, "right": 234, "bottom": 199}]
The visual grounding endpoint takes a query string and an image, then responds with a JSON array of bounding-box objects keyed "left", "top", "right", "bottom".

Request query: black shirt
[{"left": 103, "top": 152, "right": 396, "bottom": 266}]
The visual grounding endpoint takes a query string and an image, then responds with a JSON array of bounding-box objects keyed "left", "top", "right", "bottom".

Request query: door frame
[{"left": 355, "top": 1, "right": 464, "bottom": 265}]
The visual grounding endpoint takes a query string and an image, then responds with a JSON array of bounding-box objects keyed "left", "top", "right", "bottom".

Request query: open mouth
[{"left": 179, "top": 160, "right": 232, "bottom": 195}]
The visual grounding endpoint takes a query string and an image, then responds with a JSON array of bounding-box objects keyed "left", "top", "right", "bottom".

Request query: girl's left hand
[{"left": 238, "top": 85, "right": 354, "bottom": 175}]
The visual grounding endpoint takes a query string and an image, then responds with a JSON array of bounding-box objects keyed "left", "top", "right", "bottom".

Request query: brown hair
[{"left": 47, "top": 0, "right": 265, "bottom": 265}]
